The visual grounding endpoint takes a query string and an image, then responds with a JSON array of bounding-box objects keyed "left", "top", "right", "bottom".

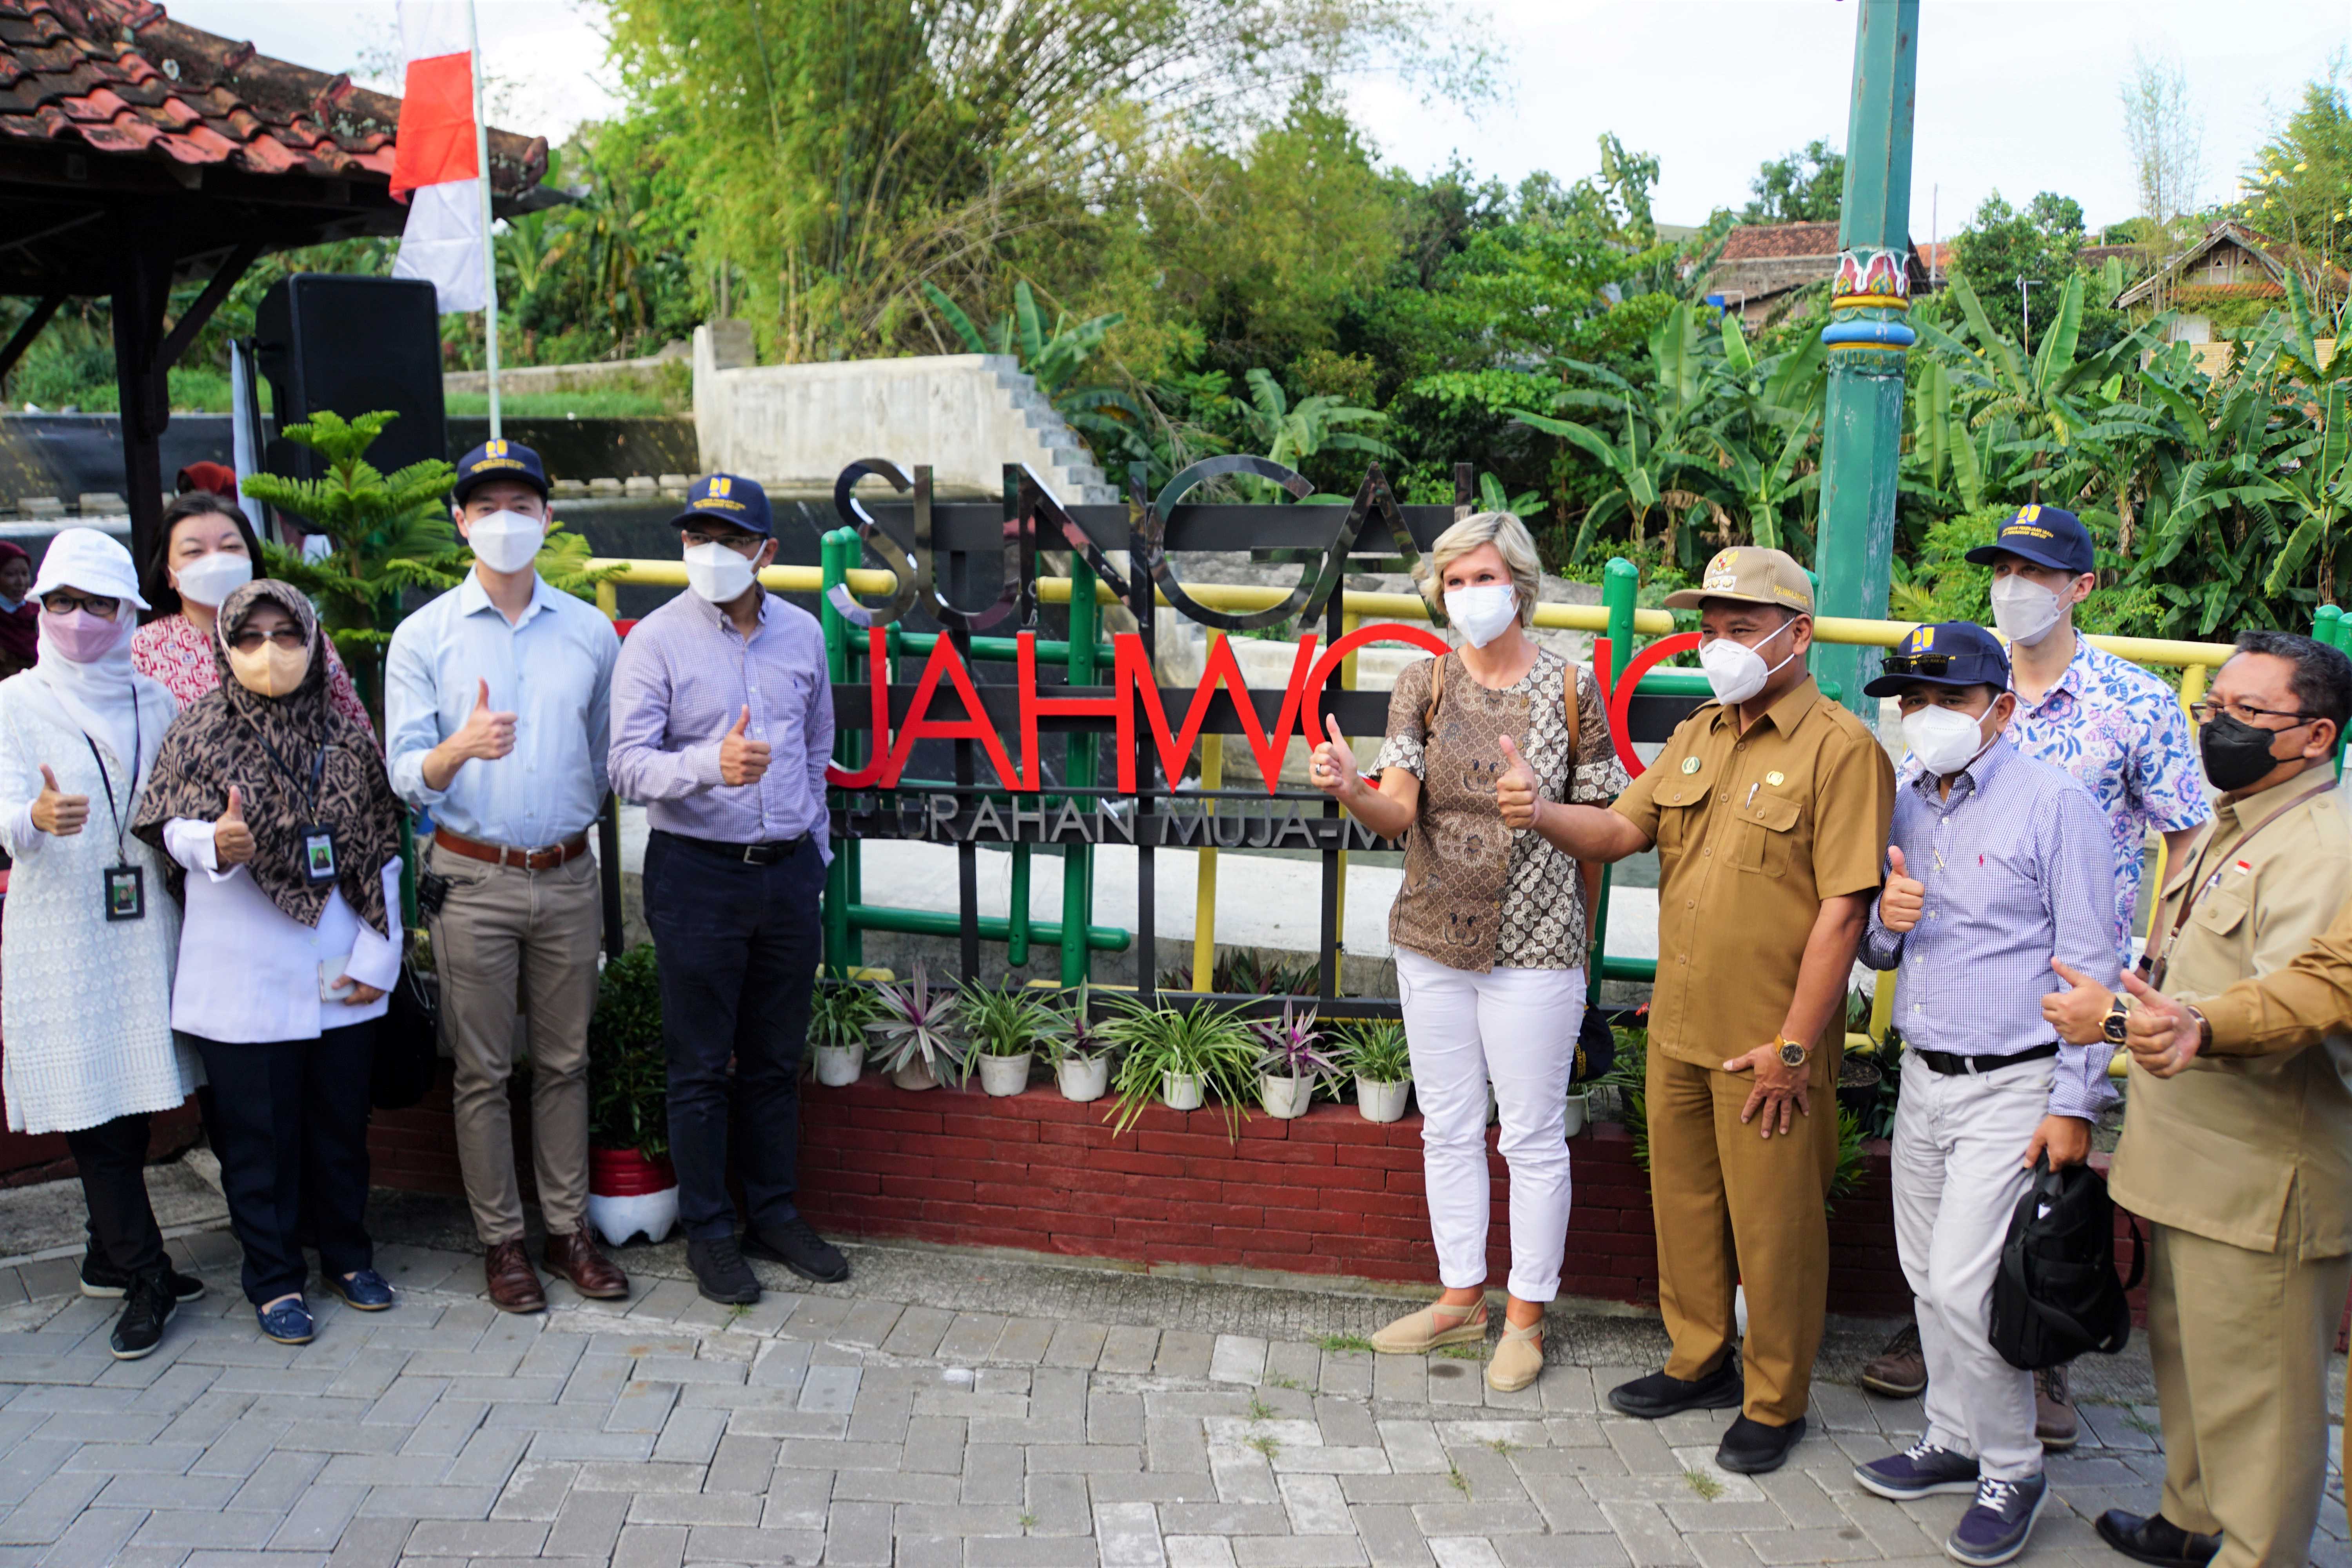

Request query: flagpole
[{"left": 468, "top": 0, "right": 501, "bottom": 439}]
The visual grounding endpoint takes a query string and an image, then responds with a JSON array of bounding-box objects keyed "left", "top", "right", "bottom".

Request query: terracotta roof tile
[
  {"left": 1719, "top": 221, "right": 1844, "bottom": 261},
  {"left": 0, "top": 0, "right": 543, "bottom": 193}
]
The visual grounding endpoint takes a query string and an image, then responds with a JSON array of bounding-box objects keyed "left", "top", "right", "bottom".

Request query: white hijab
[{"left": 29, "top": 528, "right": 152, "bottom": 782}]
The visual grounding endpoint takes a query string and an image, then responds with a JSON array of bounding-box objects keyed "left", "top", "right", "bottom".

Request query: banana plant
[
  {"left": 2265, "top": 379, "right": 2351, "bottom": 595},
  {"left": 920, "top": 279, "right": 1124, "bottom": 398}
]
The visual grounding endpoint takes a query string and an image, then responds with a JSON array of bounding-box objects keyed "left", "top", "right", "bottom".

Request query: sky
[{"left": 169, "top": 0, "right": 2347, "bottom": 240}]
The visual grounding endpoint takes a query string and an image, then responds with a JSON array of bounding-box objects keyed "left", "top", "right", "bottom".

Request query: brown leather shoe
[
  {"left": 2035, "top": 1363, "right": 2079, "bottom": 1450},
  {"left": 1862, "top": 1321, "right": 1927, "bottom": 1398},
  {"left": 542, "top": 1230, "right": 629, "bottom": 1300},
  {"left": 484, "top": 1239, "right": 546, "bottom": 1314}
]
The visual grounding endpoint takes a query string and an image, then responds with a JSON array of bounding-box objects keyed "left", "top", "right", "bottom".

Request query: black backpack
[{"left": 1989, "top": 1156, "right": 2145, "bottom": 1370}]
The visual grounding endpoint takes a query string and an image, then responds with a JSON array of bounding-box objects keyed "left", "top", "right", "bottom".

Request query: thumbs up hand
[
  {"left": 1495, "top": 735, "right": 1542, "bottom": 831},
  {"left": 719, "top": 705, "right": 772, "bottom": 786},
  {"left": 2040, "top": 956, "right": 2117, "bottom": 1045},
  {"left": 31, "top": 763, "right": 87, "bottom": 837},
  {"left": 453, "top": 678, "right": 517, "bottom": 765},
  {"left": 1309, "top": 719, "right": 1359, "bottom": 800},
  {"left": 214, "top": 784, "right": 256, "bottom": 866},
  {"left": 1879, "top": 845, "right": 1924, "bottom": 933}
]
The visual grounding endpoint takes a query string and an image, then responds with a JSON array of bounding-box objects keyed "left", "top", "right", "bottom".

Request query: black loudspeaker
[{"left": 253, "top": 274, "right": 447, "bottom": 484}]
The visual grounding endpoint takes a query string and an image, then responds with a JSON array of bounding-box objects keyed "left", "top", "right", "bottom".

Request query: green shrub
[{"left": 588, "top": 945, "right": 668, "bottom": 1160}]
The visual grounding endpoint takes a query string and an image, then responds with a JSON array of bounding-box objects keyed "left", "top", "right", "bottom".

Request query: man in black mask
[{"left": 2042, "top": 628, "right": 2352, "bottom": 1568}]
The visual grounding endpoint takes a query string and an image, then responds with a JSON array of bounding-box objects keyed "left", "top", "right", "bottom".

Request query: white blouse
[
  {"left": 0, "top": 674, "right": 198, "bottom": 1134},
  {"left": 161, "top": 820, "right": 402, "bottom": 1044}
]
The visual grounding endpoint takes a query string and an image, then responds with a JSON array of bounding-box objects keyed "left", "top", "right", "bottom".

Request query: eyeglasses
[
  {"left": 681, "top": 529, "right": 763, "bottom": 554},
  {"left": 2189, "top": 699, "right": 2316, "bottom": 729},
  {"left": 40, "top": 591, "right": 118, "bottom": 617},
  {"left": 227, "top": 627, "right": 307, "bottom": 652},
  {"left": 1878, "top": 652, "right": 1960, "bottom": 677}
]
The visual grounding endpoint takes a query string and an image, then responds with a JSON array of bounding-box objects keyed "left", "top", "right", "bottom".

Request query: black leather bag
[
  {"left": 368, "top": 964, "right": 441, "bottom": 1111},
  {"left": 1989, "top": 1155, "right": 2145, "bottom": 1370}
]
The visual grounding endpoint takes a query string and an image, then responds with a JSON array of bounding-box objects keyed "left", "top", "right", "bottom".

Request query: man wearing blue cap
[
  {"left": 385, "top": 440, "right": 630, "bottom": 1313},
  {"left": 1866, "top": 505, "right": 2208, "bottom": 1440},
  {"left": 1849, "top": 622, "right": 2119, "bottom": 1567},
  {"left": 609, "top": 472, "right": 846, "bottom": 1304}
]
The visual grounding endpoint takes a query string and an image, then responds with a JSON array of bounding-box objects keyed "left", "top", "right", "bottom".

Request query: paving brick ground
[{"left": 0, "top": 1224, "right": 2339, "bottom": 1568}]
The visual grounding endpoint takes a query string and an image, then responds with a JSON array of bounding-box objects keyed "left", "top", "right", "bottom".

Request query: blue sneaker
[
  {"left": 325, "top": 1269, "right": 394, "bottom": 1311},
  {"left": 1855, "top": 1439, "right": 1980, "bottom": 1501},
  {"left": 256, "top": 1297, "right": 315, "bottom": 1345},
  {"left": 1947, "top": 1473, "right": 2049, "bottom": 1567}
]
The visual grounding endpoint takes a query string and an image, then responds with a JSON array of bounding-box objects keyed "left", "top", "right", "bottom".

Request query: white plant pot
[
  {"left": 1356, "top": 1076, "right": 1410, "bottom": 1123},
  {"left": 1562, "top": 1089, "right": 1589, "bottom": 1138},
  {"left": 978, "top": 1052, "right": 1033, "bottom": 1097},
  {"left": 1161, "top": 1071, "right": 1204, "bottom": 1111},
  {"left": 586, "top": 1186, "right": 678, "bottom": 1249},
  {"left": 814, "top": 1044, "right": 864, "bottom": 1087},
  {"left": 1057, "top": 1057, "right": 1110, "bottom": 1102},
  {"left": 890, "top": 1057, "right": 942, "bottom": 1092},
  {"left": 1261, "top": 1073, "right": 1314, "bottom": 1119}
]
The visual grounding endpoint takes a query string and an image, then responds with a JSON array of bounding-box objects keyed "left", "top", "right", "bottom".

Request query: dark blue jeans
[{"left": 643, "top": 831, "right": 822, "bottom": 1242}]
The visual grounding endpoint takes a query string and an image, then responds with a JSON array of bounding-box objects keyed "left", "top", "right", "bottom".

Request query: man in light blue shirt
[{"left": 384, "top": 441, "right": 629, "bottom": 1314}]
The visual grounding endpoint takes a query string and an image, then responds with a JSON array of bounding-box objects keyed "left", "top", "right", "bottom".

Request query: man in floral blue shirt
[{"left": 1862, "top": 503, "right": 2211, "bottom": 1446}]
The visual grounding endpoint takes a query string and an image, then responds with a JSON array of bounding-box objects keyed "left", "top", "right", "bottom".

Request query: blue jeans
[{"left": 642, "top": 831, "right": 822, "bottom": 1241}]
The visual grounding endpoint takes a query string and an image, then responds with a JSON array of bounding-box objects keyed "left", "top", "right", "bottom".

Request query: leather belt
[
  {"left": 433, "top": 826, "right": 591, "bottom": 871},
  {"left": 655, "top": 828, "right": 807, "bottom": 866},
  {"left": 1896, "top": 1033, "right": 2062, "bottom": 1078}
]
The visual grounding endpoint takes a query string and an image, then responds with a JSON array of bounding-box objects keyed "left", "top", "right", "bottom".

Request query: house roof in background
[
  {"left": 2114, "top": 220, "right": 2350, "bottom": 309},
  {"left": 1719, "top": 221, "right": 1843, "bottom": 261}
]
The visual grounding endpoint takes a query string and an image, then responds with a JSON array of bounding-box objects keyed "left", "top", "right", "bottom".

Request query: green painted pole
[
  {"left": 1591, "top": 557, "right": 1640, "bottom": 1005},
  {"left": 1060, "top": 554, "right": 1100, "bottom": 987},
  {"left": 818, "top": 530, "right": 853, "bottom": 971},
  {"left": 2318, "top": 605, "right": 2347, "bottom": 775},
  {"left": 848, "top": 904, "right": 1129, "bottom": 952},
  {"left": 1811, "top": 0, "right": 1920, "bottom": 720}
]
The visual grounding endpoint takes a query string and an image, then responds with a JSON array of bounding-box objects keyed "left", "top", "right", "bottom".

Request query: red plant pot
[{"left": 589, "top": 1145, "right": 677, "bottom": 1198}]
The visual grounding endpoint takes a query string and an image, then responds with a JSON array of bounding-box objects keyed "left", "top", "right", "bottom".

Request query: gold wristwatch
[{"left": 1775, "top": 1034, "right": 1809, "bottom": 1068}]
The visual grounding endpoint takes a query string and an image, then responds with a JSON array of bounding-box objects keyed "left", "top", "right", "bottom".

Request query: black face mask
[{"left": 2199, "top": 712, "right": 2295, "bottom": 791}]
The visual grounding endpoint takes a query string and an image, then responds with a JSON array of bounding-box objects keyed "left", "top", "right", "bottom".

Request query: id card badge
[
  {"left": 299, "top": 825, "right": 338, "bottom": 885},
  {"left": 103, "top": 864, "right": 145, "bottom": 922}
]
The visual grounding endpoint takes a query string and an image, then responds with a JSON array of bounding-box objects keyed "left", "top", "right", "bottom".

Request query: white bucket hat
[{"left": 31, "top": 527, "right": 149, "bottom": 610}]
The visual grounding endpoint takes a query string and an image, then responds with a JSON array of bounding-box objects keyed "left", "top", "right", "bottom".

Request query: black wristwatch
[{"left": 2101, "top": 996, "right": 2129, "bottom": 1045}]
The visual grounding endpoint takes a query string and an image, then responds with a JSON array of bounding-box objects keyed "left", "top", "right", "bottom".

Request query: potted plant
[
  {"left": 1562, "top": 1083, "right": 1590, "bottom": 1138},
  {"left": 1100, "top": 996, "right": 1258, "bottom": 1136},
  {"left": 586, "top": 944, "right": 679, "bottom": 1247},
  {"left": 959, "top": 980, "right": 1060, "bottom": 1097},
  {"left": 808, "top": 976, "right": 879, "bottom": 1087},
  {"left": 1253, "top": 1000, "right": 1339, "bottom": 1119},
  {"left": 866, "top": 965, "right": 969, "bottom": 1091},
  {"left": 1335, "top": 1019, "right": 1412, "bottom": 1123},
  {"left": 1040, "top": 986, "right": 1115, "bottom": 1102}
]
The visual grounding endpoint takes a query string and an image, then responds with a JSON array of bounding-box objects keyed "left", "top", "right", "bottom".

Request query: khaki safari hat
[{"left": 1662, "top": 546, "right": 1815, "bottom": 614}]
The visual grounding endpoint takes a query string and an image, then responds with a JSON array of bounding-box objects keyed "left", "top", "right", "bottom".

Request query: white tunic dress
[{"left": 0, "top": 673, "right": 198, "bottom": 1134}]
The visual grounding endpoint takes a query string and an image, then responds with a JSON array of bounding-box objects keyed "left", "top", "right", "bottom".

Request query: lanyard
[
  {"left": 76, "top": 698, "right": 142, "bottom": 864},
  {"left": 252, "top": 731, "right": 329, "bottom": 816},
  {"left": 2147, "top": 778, "right": 2335, "bottom": 981}
]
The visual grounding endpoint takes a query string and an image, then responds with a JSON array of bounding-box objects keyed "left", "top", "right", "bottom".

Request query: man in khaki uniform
[
  {"left": 1537, "top": 547, "right": 1895, "bottom": 1474},
  {"left": 2066, "top": 631, "right": 2352, "bottom": 1568}
]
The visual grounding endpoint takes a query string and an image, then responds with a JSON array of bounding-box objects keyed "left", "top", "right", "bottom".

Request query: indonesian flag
[{"left": 389, "top": 0, "right": 487, "bottom": 314}]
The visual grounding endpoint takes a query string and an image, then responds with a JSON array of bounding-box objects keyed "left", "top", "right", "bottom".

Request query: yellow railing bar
[{"left": 590, "top": 559, "right": 2239, "bottom": 671}]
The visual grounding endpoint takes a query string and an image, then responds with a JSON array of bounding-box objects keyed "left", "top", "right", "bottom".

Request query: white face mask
[
  {"left": 1699, "top": 623, "right": 1802, "bottom": 706},
  {"left": 1903, "top": 702, "right": 1995, "bottom": 776},
  {"left": 171, "top": 550, "right": 253, "bottom": 610},
  {"left": 466, "top": 509, "right": 546, "bottom": 575},
  {"left": 684, "top": 540, "right": 758, "bottom": 604},
  {"left": 1989, "top": 574, "right": 2065, "bottom": 646},
  {"left": 1443, "top": 584, "right": 1519, "bottom": 649}
]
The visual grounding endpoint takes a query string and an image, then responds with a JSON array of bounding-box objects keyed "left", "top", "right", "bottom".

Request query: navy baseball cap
[
  {"left": 451, "top": 438, "right": 549, "bottom": 504},
  {"left": 670, "top": 472, "right": 772, "bottom": 538},
  {"left": 1863, "top": 621, "right": 2013, "bottom": 698},
  {"left": 1964, "top": 503, "right": 2094, "bottom": 575}
]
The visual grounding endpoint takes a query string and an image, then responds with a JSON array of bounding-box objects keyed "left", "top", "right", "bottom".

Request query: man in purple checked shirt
[{"left": 608, "top": 472, "right": 848, "bottom": 1305}]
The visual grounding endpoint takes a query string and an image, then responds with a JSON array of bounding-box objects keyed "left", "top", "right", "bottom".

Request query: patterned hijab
[{"left": 133, "top": 580, "right": 403, "bottom": 935}]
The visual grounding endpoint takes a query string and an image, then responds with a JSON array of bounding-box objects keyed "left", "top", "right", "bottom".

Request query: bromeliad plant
[
  {"left": 1037, "top": 985, "right": 1116, "bottom": 1069},
  {"left": 865, "top": 965, "right": 970, "bottom": 1089},
  {"left": 1099, "top": 996, "right": 1259, "bottom": 1137}
]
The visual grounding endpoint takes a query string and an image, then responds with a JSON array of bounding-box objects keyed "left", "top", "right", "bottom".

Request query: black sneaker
[
  {"left": 1717, "top": 1414, "right": 1807, "bottom": 1475},
  {"left": 686, "top": 1235, "right": 761, "bottom": 1305},
  {"left": 744, "top": 1217, "right": 850, "bottom": 1284},
  {"left": 1607, "top": 1358, "right": 1743, "bottom": 1419},
  {"left": 108, "top": 1272, "right": 177, "bottom": 1361},
  {"left": 81, "top": 1253, "right": 205, "bottom": 1304}
]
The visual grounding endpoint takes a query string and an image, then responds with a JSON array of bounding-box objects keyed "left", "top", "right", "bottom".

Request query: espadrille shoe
[
  {"left": 1370, "top": 1298, "right": 1488, "bottom": 1354},
  {"left": 1487, "top": 1318, "right": 1543, "bottom": 1392}
]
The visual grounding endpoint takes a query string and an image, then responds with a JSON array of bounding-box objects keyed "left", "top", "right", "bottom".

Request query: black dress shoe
[
  {"left": 1607, "top": 1359, "right": 1743, "bottom": 1419},
  {"left": 744, "top": 1217, "right": 850, "bottom": 1284},
  {"left": 2095, "top": 1511, "right": 2220, "bottom": 1568},
  {"left": 686, "top": 1236, "right": 761, "bottom": 1305},
  {"left": 1716, "top": 1414, "right": 1806, "bottom": 1474}
]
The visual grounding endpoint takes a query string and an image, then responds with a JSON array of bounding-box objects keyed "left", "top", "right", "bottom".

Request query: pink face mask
[{"left": 41, "top": 608, "right": 122, "bottom": 664}]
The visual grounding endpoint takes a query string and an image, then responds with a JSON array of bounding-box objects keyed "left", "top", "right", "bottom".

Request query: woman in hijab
[
  {"left": 131, "top": 492, "right": 374, "bottom": 737},
  {"left": 135, "top": 580, "right": 405, "bottom": 1346},
  {"left": 0, "top": 528, "right": 201, "bottom": 1359},
  {"left": 0, "top": 541, "right": 42, "bottom": 679}
]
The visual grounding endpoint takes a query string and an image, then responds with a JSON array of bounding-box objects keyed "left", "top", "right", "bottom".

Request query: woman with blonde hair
[{"left": 1308, "top": 510, "right": 1627, "bottom": 1392}]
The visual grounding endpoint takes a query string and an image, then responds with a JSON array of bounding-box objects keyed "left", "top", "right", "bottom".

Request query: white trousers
[
  {"left": 1395, "top": 951, "right": 1582, "bottom": 1302},
  {"left": 1891, "top": 1051, "right": 2051, "bottom": 1482}
]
